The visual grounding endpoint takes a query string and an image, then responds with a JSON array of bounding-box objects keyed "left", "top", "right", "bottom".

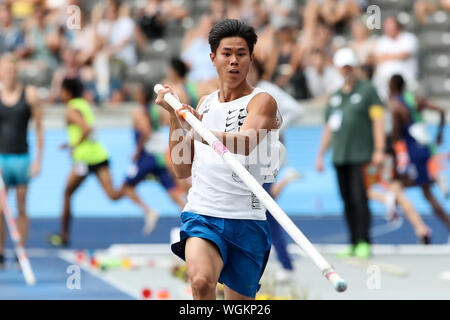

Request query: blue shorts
[
  {"left": 124, "top": 152, "right": 175, "bottom": 190},
  {"left": 171, "top": 211, "right": 272, "bottom": 298},
  {"left": 0, "top": 153, "right": 31, "bottom": 187}
]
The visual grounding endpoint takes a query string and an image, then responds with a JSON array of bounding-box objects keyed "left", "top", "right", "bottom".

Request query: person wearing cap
[{"left": 315, "top": 47, "right": 385, "bottom": 259}]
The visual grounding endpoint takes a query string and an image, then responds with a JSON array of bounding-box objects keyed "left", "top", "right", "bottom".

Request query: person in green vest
[
  {"left": 388, "top": 74, "right": 450, "bottom": 232},
  {"left": 316, "top": 48, "right": 386, "bottom": 259},
  {"left": 49, "top": 78, "right": 121, "bottom": 247}
]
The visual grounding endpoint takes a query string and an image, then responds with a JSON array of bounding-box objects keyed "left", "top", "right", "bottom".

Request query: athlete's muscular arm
[
  {"left": 132, "top": 107, "right": 152, "bottom": 161},
  {"left": 417, "top": 95, "right": 446, "bottom": 145},
  {"left": 27, "top": 86, "right": 43, "bottom": 178},
  {"left": 179, "top": 93, "right": 278, "bottom": 156},
  {"left": 66, "top": 108, "right": 92, "bottom": 148},
  {"left": 155, "top": 85, "right": 204, "bottom": 179},
  {"left": 219, "top": 92, "right": 278, "bottom": 155},
  {"left": 315, "top": 124, "right": 331, "bottom": 172}
]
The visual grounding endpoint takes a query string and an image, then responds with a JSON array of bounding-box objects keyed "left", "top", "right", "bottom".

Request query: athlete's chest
[{"left": 201, "top": 102, "right": 248, "bottom": 133}]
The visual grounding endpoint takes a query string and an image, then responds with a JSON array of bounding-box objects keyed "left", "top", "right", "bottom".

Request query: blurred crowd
[{"left": 0, "top": 0, "right": 442, "bottom": 107}]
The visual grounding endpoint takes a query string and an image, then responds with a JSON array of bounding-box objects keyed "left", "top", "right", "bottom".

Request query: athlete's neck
[
  {"left": 218, "top": 80, "right": 253, "bottom": 103},
  {"left": 2, "top": 81, "right": 20, "bottom": 93}
]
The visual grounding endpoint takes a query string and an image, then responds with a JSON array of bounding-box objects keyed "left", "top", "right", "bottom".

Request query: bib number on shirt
[{"left": 328, "top": 110, "right": 343, "bottom": 132}]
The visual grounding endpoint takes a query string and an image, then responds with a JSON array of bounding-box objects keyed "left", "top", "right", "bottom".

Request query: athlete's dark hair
[
  {"left": 62, "top": 77, "right": 83, "bottom": 98},
  {"left": 170, "top": 57, "right": 189, "bottom": 78},
  {"left": 208, "top": 19, "right": 257, "bottom": 55},
  {"left": 390, "top": 74, "right": 405, "bottom": 92}
]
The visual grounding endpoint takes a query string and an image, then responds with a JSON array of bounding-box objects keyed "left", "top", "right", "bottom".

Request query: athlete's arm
[
  {"left": 132, "top": 107, "right": 152, "bottom": 161},
  {"left": 226, "top": 92, "right": 278, "bottom": 155},
  {"left": 27, "top": 86, "right": 43, "bottom": 177},
  {"left": 315, "top": 124, "right": 331, "bottom": 172},
  {"left": 417, "top": 95, "right": 445, "bottom": 145},
  {"left": 371, "top": 114, "right": 385, "bottom": 167},
  {"left": 155, "top": 85, "right": 203, "bottom": 179},
  {"left": 390, "top": 99, "right": 406, "bottom": 143},
  {"left": 66, "top": 108, "right": 92, "bottom": 148}
]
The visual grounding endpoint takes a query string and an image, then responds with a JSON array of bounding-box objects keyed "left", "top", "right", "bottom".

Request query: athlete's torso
[
  {"left": 0, "top": 86, "right": 31, "bottom": 154},
  {"left": 184, "top": 87, "right": 276, "bottom": 220}
]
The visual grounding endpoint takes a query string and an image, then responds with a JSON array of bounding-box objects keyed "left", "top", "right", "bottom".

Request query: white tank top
[{"left": 183, "top": 87, "right": 280, "bottom": 220}]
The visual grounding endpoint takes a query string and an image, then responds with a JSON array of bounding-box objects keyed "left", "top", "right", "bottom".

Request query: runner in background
[
  {"left": 119, "top": 83, "right": 185, "bottom": 235},
  {"left": 49, "top": 78, "right": 121, "bottom": 247},
  {"left": 388, "top": 74, "right": 450, "bottom": 233},
  {"left": 0, "top": 54, "right": 43, "bottom": 268}
]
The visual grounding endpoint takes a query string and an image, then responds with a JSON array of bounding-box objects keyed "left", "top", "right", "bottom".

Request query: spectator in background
[
  {"left": 373, "top": 17, "right": 418, "bottom": 101},
  {"left": 253, "top": 27, "right": 274, "bottom": 68},
  {"left": 96, "top": 0, "right": 137, "bottom": 103},
  {"left": 264, "top": 23, "right": 310, "bottom": 100},
  {"left": 25, "top": 7, "right": 62, "bottom": 74},
  {"left": 304, "top": 49, "right": 343, "bottom": 100},
  {"left": 303, "top": 22, "right": 335, "bottom": 63},
  {"left": 137, "top": 0, "right": 188, "bottom": 41},
  {"left": 181, "top": 14, "right": 218, "bottom": 83},
  {"left": 219, "top": 0, "right": 256, "bottom": 22},
  {"left": 47, "top": 48, "right": 80, "bottom": 103},
  {"left": 303, "top": 0, "right": 362, "bottom": 35},
  {"left": 414, "top": 0, "right": 450, "bottom": 25},
  {"left": 264, "top": 0, "right": 297, "bottom": 29},
  {"left": 69, "top": 7, "right": 100, "bottom": 67},
  {"left": 47, "top": 48, "right": 98, "bottom": 104},
  {"left": 348, "top": 18, "right": 377, "bottom": 80},
  {"left": 0, "top": 3, "right": 28, "bottom": 59}
]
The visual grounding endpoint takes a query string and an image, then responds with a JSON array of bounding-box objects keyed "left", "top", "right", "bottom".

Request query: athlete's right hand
[
  {"left": 155, "top": 85, "right": 179, "bottom": 114},
  {"left": 315, "top": 156, "right": 324, "bottom": 172},
  {"left": 59, "top": 143, "right": 70, "bottom": 150}
]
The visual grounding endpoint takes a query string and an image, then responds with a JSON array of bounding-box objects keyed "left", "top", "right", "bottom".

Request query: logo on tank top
[
  {"left": 251, "top": 193, "right": 261, "bottom": 210},
  {"left": 225, "top": 107, "right": 246, "bottom": 132}
]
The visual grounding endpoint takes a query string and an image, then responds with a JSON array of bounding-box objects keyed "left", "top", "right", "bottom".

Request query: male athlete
[
  {"left": 156, "top": 19, "right": 280, "bottom": 300},
  {"left": 0, "top": 54, "right": 43, "bottom": 268}
]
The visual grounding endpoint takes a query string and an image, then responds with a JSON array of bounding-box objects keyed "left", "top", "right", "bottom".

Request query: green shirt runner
[{"left": 67, "top": 98, "right": 108, "bottom": 165}]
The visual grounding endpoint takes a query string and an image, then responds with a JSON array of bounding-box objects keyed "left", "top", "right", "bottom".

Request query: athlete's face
[
  {"left": 61, "top": 88, "right": 71, "bottom": 104},
  {"left": 210, "top": 37, "right": 253, "bottom": 88},
  {"left": 0, "top": 60, "right": 17, "bottom": 86}
]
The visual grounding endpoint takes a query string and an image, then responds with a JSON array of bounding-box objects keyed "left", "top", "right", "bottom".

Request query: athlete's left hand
[
  {"left": 371, "top": 150, "right": 384, "bottom": 168},
  {"left": 29, "top": 160, "right": 41, "bottom": 178},
  {"left": 177, "top": 104, "right": 203, "bottom": 130}
]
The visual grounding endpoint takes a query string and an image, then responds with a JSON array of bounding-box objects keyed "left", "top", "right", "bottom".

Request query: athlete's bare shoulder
[{"left": 247, "top": 91, "right": 277, "bottom": 116}]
